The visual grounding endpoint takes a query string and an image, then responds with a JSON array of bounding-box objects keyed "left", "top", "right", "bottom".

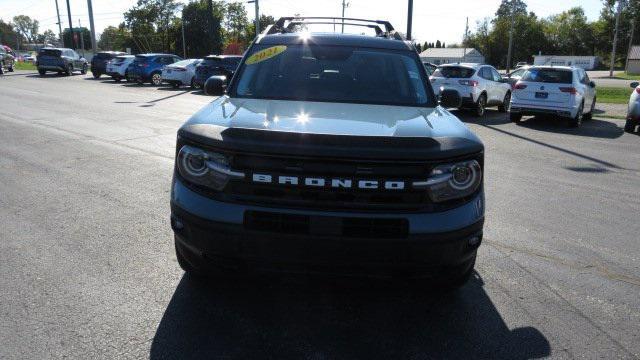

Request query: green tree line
[
  {"left": 459, "top": 0, "right": 640, "bottom": 69},
  {"left": 97, "top": 0, "right": 275, "bottom": 57}
]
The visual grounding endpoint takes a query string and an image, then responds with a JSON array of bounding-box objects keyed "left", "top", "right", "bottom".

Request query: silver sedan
[{"left": 626, "top": 82, "right": 640, "bottom": 132}]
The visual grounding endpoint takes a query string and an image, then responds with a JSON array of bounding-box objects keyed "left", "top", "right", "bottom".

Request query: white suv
[
  {"left": 430, "top": 63, "right": 511, "bottom": 117},
  {"left": 509, "top": 66, "right": 596, "bottom": 127}
]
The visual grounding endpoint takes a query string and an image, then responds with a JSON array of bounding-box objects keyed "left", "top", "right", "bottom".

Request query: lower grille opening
[{"left": 244, "top": 211, "right": 408, "bottom": 239}]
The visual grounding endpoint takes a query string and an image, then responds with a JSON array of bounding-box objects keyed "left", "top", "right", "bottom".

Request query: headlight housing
[
  {"left": 415, "top": 160, "right": 482, "bottom": 203},
  {"left": 176, "top": 145, "right": 244, "bottom": 191}
]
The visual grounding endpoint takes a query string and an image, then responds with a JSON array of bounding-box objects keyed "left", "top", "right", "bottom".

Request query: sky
[{"left": 0, "top": 0, "right": 605, "bottom": 45}]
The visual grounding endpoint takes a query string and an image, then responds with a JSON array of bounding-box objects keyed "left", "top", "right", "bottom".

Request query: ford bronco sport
[{"left": 170, "top": 17, "right": 485, "bottom": 286}]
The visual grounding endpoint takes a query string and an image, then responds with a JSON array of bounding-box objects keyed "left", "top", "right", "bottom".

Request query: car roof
[
  {"left": 256, "top": 32, "right": 414, "bottom": 51},
  {"left": 136, "top": 53, "right": 176, "bottom": 57},
  {"left": 529, "top": 65, "right": 574, "bottom": 71},
  {"left": 438, "top": 63, "right": 484, "bottom": 69},
  {"left": 204, "top": 55, "right": 243, "bottom": 59}
]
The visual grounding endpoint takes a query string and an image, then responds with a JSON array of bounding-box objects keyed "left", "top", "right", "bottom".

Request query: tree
[
  {"left": 0, "top": 19, "right": 22, "bottom": 48},
  {"left": 37, "top": 29, "right": 58, "bottom": 46},
  {"left": 124, "top": 0, "right": 180, "bottom": 53},
  {"left": 98, "top": 24, "right": 135, "bottom": 51},
  {"left": 495, "top": 0, "right": 528, "bottom": 19},
  {"left": 12, "top": 15, "right": 39, "bottom": 45},
  {"left": 176, "top": 0, "right": 224, "bottom": 57},
  {"left": 435, "top": 40, "right": 442, "bottom": 48},
  {"left": 224, "top": 1, "right": 249, "bottom": 45},
  {"left": 62, "top": 27, "right": 91, "bottom": 50},
  {"left": 544, "top": 7, "right": 592, "bottom": 56},
  {"left": 246, "top": 14, "right": 276, "bottom": 40}
]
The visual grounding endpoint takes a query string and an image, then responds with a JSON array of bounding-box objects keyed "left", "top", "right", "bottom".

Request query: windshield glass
[
  {"left": 172, "top": 59, "right": 199, "bottom": 67},
  {"left": 39, "top": 49, "right": 61, "bottom": 57},
  {"left": 522, "top": 68, "right": 573, "bottom": 83},
  {"left": 232, "top": 44, "right": 432, "bottom": 107},
  {"left": 113, "top": 56, "right": 130, "bottom": 63},
  {"left": 432, "top": 66, "right": 475, "bottom": 78}
]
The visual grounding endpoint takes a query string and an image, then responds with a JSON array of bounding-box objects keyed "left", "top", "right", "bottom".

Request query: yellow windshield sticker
[{"left": 245, "top": 45, "right": 287, "bottom": 65}]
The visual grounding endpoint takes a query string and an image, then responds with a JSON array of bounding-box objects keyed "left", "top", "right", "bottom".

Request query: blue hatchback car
[{"left": 127, "top": 53, "right": 182, "bottom": 85}]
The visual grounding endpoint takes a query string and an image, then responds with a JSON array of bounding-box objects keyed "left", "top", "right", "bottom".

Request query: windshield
[
  {"left": 39, "top": 49, "right": 61, "bottom": 57},
  {"left": 232, "top": 44, "right": 432, "bottom": 107},
  {"left": 432, "top": 66, "right": 475, "bottom": 79},
  {"left": 113, "top": 56, "right": 130, "bottom": 63},
  {"left": 173, "top": 59, "right": 199, "bottom": 67},
  {"left": 522, "top": 68, "right": 573, "bottom": 84}
]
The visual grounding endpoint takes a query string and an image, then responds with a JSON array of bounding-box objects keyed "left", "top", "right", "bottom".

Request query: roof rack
[{"left": 264, "top": 17, "right": 404, "bottom": 40}]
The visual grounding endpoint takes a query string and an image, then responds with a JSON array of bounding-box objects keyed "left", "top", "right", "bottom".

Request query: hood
[{"left": 179, "top": 97, "right": 483, "bottom": 160}]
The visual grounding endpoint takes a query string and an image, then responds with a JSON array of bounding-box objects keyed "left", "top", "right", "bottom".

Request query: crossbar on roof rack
[
  {"left": 286, "top": 21, "right": 384, "bottom": 36},
  {"left": 266, "top": 17, "right": 403, "bottom": 40}
]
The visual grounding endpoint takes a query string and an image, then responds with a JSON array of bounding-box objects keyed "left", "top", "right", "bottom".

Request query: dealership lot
[{"left": 1, "top": 71, "right": 639, "bottom": 359}]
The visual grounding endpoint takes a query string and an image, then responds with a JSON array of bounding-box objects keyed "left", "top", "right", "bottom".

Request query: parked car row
[
  {"left": 32, "top": 48, "right": 243, "bottom": 95},
  {"left": 429, "top": 62, "right": 600, "bottom": 128}
]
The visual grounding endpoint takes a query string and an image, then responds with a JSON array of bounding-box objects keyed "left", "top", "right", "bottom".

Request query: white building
[
  {"left": 532, "top": 55, "right": 599, "bottom": 70},
  {"left": 626, "top": 46, "right": 640, "bottom": 75},
  {"left": 419, "top": 48, "right": 485, "bottom": 65}
]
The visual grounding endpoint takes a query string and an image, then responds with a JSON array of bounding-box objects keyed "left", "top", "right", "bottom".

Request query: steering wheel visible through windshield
[{"left": 230, "top": 44, "right": 434, "bottom": 107}]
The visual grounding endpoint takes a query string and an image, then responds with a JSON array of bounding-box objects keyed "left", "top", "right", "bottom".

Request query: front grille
[
  {"left": 226, "top": 152, "right": 436, "bottom": 211},
  {"left": 244, "top": 211, "right": 409, "bottom": 239},
  {"left": 177, "top": 138, "right": 482, "bottom": 212}
]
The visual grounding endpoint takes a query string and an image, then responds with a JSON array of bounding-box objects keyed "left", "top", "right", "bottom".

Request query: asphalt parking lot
[{"left": 1, "top": 70, "right": 639, "bottom": 359}]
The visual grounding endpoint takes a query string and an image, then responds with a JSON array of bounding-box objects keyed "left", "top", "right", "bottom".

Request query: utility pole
[
  {"left": 207, "top": 0, "right": 215, "bottom": 53},
  {"left": 610, "top": 0, "right": 623, "bottom": 77},
  {"left": 254, "top": 0, "right": 260, "bottom": 36},
  {"left": 627, "top": 18, "right": 635, "bottom": 73},
  {"left": 506, "top": 0, "right": 516, "bottom": 73},
  {"left": 78, "top": 19, "right": 85, "bottom": 53},
  {"left": 463, "top": 17, "right": 468, "bottom": 62},
  {"left": 181, "top": 13, "right": 186, "bottom": 57},
  {"left": 86, "top": 0, "right": 97, "bottom": 52},
  {"left": 407, "top": 0, "right": 413, "bottom": 40},
  {"left": 341, "top": 0, "right": 349, "bottom": 33},
  {"left": 54, "top": 0, "right": 63, "bottom": 44},
  {"left": 65, "top": 0, "right": 75, "bottom": 49}
]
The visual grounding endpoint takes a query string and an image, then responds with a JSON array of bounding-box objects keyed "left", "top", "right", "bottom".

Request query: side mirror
[
  {"left": 630, "top": 82, "right": 639, "bottom": 89},
  {"left": 439, "top": 89, "right": 462, "bottom": 108},
  {"left": 204, "top": 75, "right": 227, "bottom": 96},
  {"left": 589, "top": 81, "right": 596, "bottom": 88}
]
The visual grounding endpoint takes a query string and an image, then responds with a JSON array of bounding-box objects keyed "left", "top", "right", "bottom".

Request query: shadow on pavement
[
  {"left": 1, "top": 71, "right": 38, "bottom": 77},
  {"left": 150, "top": 273, "right": 550, "bottom": 359},
  {"left": 517, "top": 116, "right": 624, "bottom": 139}
]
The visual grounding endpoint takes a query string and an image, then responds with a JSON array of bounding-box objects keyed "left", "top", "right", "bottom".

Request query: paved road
[{"left": 1, "top": 71, "right": 639, "bottom": 359}]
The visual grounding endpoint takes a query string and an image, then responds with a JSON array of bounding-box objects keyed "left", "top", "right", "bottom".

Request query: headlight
[
  {"left": 414, "top": 160, "right": 482, "bottom": 203},
  {"left": 176, "top": 145, "right": 244, "bottom": 191}
]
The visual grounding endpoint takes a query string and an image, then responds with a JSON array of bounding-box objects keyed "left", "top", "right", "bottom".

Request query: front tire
[
  {"left": 475, "top": 94, "right": 487, "bottom": 117},
  {"left": 81, "top": 64, "right": 87, "bottom": 75},
  {"left": 8, "top": 64, "right": 13, "bottom": 72},
  {"left": 625, "top": 119, "right": 637, "bottom": 133},
  {"left": 65, "top": 64, "right": 72, "bottom": 76},
  {"left": 437, "top": 253, "right": 477, "bottom": 290},
  {"left": 38, "top": 69, "right": 46, "bottom": 76},
  {"left": 498, "top": 92, "right": 511, "bottom": 112},
  {"left": 92, "top": 71, "right": 101, "bottom": 79}
]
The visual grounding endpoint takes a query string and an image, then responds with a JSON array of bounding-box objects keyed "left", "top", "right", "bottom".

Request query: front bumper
[
  {"left": 38, "top": 65, "right": 65, "bottom": 71},
  {"left": 170, "top": 177, "right": 484, "bottom": 279}
]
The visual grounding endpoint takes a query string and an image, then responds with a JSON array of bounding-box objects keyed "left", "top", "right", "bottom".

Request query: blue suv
[{"left": 127, "top": 53, "right": 182, "bottom": 85}]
